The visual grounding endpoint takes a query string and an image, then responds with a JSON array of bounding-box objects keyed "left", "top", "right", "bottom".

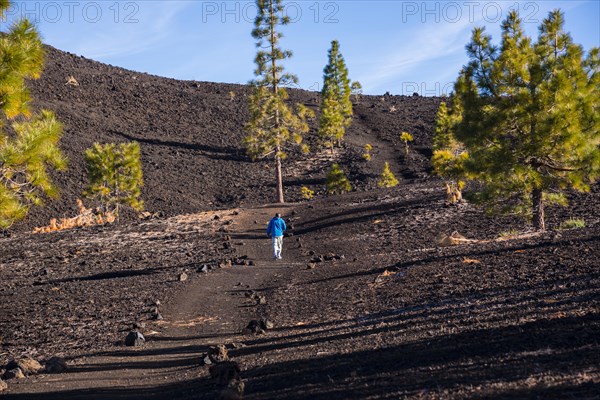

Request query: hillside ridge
[{"left": 15, "top": 45, "right": 442, "bottom": 231}]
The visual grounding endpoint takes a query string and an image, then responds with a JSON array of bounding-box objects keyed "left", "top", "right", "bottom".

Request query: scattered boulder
[
  {"left": 310, "top": 255, "right": 324, "bottom": 263},
  {"left": 244, "top": 291, "right": 267, "bottom": 305},
  {"left": 306, "top": 263, "right": 316, "bottom": 270},
  {"left": 198, "top": 264, "right": 210, "bottom": 274},
  {"left": 125, "top": 331, "right": 145, "bottom": 347},
  {"left": 209, "top": 361, "right": 240, "bottom": 385},
  {"left": 209, "top": 344, "right": 229, "bottom": 363},
  {"left": 153, "top": 312, "right": 164, "bottom": 321},
  {"left": 201, "top": 344, "right": 230, "bottom": 366},
  {"left": 45, "top": 357, "right": 68, "bottom": 373},
  {"left": 202, "top": 354, "right": 214, "bottom": 366},
  {"left": 263, "top": 320, "right": 274, "bottom": 330},
  {"left": 0, "top": 378, "right": 7, "bottom": 391},
  {"left": 242, "top": 320, "right": 264, "bottom": 335},
  {"left": 6, "top": 358, "right": 43, "bottom": 376},
  {"left": 3, "top": 368, "right": 25, "bottom": 380},
  {"left": 219, "top": 379, "right": 245, "bottom": 400},
  {"left": 179, "top": 272, "right": 188, "bottom": 282},
  {"left": 219, "top": 260, "right": 233, "bottom": 269},
  {"left": 242, "top": 319, "right": 273, "bottom": 335}
]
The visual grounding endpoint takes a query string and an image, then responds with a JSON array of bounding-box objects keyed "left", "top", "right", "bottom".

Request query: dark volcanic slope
[{"left": 21, "top": 46, "right": 441, "bottom": 231}]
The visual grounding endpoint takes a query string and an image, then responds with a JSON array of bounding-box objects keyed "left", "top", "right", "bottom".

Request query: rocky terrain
[
  {"left": 0, "top": 46, "right": 598, "bottom": 399},
  {"left": 17, "top": 45, "right": 441, "bottom": 232}
]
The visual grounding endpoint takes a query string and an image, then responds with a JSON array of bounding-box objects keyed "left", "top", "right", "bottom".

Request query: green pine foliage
[
  {"left": 326, "top": 163, "right": 352, "bottom": 195},
  {"left": 431, "top": 101, "right": 468, "bottom": 203},
  {"left": 350, "top": 81, "right": 363, "bottom": 103},
  {"left": 319, "top": 40, "right": 353, "bottom": 153},
  {"left": 244, "top": 0, "right": 313, "bottom": 204},
  {"left": 446, "top": 10, "right": 600, "bottom": 230},
  {"left": 362, "top": 143, "right": 373, "bottom": 161},
  {"left": 0, "top": 6, "right": 67, "bottom": 229},
  {"left": 84, "top": 142, "right": 144, "bottom": 215},
  {"left": 301, "top": 186, "right": 314, "bottom": 200},
  {"left": 558, "top": 218, "right": 585, "bottom": 230},
  {"left": 377, "top": 162, "right": 399, "bottom": 188},
  {"left": 399, "top": 131, "right": 413, "bottom": 155}
]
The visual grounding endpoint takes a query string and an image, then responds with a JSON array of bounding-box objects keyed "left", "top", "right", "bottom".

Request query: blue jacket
[{"left": 267, "top": 217, "right": 286, "bottom": 237}]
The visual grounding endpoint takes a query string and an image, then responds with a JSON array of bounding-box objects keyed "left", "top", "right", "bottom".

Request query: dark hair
[{"left": 275, "top": 213, "right": 281, "bottom": 218}]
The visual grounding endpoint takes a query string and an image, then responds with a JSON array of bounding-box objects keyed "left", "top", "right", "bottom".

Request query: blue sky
[{"left": 2, "top": 1, "right": 599, "bottom": 95}]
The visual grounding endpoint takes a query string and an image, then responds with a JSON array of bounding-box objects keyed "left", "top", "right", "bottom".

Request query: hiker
[{"left": 266, "top": 213, "right": 286, "bottom": 260}]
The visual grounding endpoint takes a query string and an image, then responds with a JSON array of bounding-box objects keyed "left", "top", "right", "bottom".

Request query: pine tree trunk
[
  {"left": 532, "top": 188, "right": 545, "bottom": 231},
  {"left": 270, "top": 0, "right": 284, "bottom": 205},
  {"left": 276, "top": 149, "right": 284, "bottom": 204}
]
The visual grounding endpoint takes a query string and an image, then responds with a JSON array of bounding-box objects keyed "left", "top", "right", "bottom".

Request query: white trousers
[{"left": 272, "top": 236, "right": 283, "bottom": 258}]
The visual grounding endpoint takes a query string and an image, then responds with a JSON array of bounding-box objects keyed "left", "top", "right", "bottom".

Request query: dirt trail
[{"left": 3, "top": 205, "right": 301, "bottom": 399}]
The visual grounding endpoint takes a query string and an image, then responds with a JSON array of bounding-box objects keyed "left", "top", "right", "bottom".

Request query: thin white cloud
[
  {"left": 361, "top": 19, "right": 474, "bottom": 93},
  {"left": 74, "top": 1, "right": 192, "bottom": 61}
]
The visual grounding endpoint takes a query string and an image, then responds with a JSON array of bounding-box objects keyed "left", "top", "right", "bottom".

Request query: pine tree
[
  {"left": 319, "top": 40, "right": 353, "bottom": 153},
  {"left": 84, "top": 142, "right": 144, "bottom": 216},
  {"left": 377, "top": 162, "right": 399, "bottom": 188},
  {"left": 351, "top": 81, "right": 363, "bottom": 103},
  {"left": 431, "top": 101, "right": 468, "bottom": 203},
  {"left": 399, "top": 131, "right": 413, "bottom": 155},
  {"left": 244, "top": 0, "right": 313, "bottom": 204},
  {"left": 0, "top": 7, "right": 67, "bottom": 229},
  {"left": 448, "top": 10, "right": 600, "bottom": 230},
  {"left": 326, "top": 164, "right": 351, "bottom": 194}
]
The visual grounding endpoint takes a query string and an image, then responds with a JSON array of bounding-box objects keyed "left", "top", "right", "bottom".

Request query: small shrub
[
  {"left": 498, "top": 229, "right": 519, "bottom": 238},
  {"left": 362, "top": 144, "right": 373, "bottom": 161},
  {"left": 301, "top": 186, "right": 314, "bottom": 200},
  {"left": 326, "top": 164, "right": 352, "bottom": 195},
  {"left": 84, "top": 141, "right": 144, "bottom": 216},
  {"left": 400, "top": 131, "right": 413, "bottom": 155},
  {"left": 377, "top": 162, "right": 399, "bottom": 188},
  {"left": 351, "top": 81, "right": 362, "bottom": 103},
  {"left": 558, "top": 218, "right": 585, "bottom": 230},
  {"left": 445, "top": 181, "right": 465, "bottom": 203}
]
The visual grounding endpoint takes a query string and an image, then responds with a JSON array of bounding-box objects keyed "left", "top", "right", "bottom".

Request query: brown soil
[{"left": 0, "top": 47, "right": 599, "bottom": 399}]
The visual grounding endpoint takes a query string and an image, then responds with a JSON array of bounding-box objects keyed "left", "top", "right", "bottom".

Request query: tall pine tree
[
  {"left": 244, "top": 0, "right": 312, "bottom": 204},
  {"left": 447, "top": 10, "right": 599, "bottom": 230},
  {"left": 319, "top": 40, "right": 352, "bottom": 153},
  {"left": 0, "top": 3, "right": 67, "bottom": 228}
]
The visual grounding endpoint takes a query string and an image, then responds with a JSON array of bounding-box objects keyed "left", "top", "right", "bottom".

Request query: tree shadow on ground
[
  {"left": 237, "top": 313, "right": 600, "bottom": 399},
  {"left": 112, "top": 130, "right": 248, "bottom": 163}
]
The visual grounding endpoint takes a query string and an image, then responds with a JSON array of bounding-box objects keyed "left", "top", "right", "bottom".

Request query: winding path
[{"left": 4, "top": 205, "right": 299, "bottom": 399}]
